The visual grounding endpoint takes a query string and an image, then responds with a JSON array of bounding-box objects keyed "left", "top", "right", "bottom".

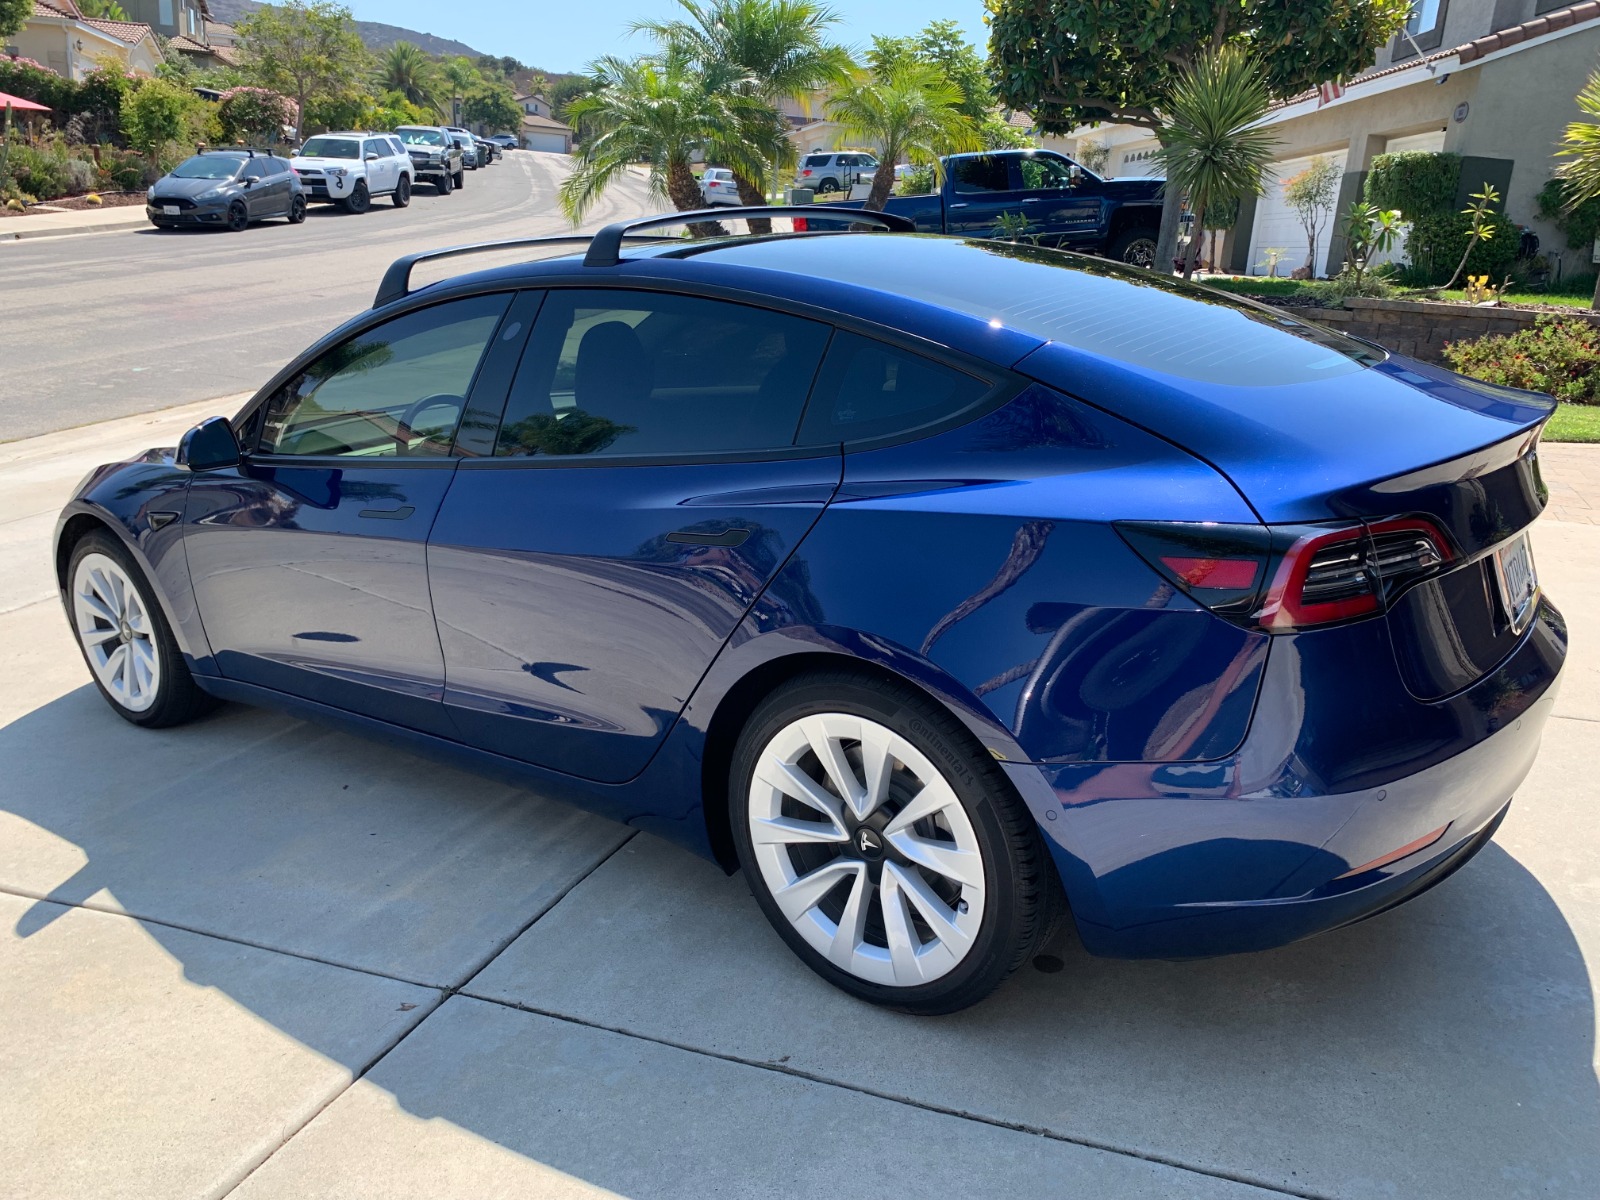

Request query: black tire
[
  {"left": 342, "top": 180, "right": 371, "bottom": 214},
  {"left": 1108, "top": 226, "right": 1159, "bottom": 269},
  {"left": 287, "top": 194, "right": 307, "bottom": 224},
  {"left": 65, "top": 531, "right": 218, "bottom": 729},
  {"left": 225, "top": 200, "right": 249, "bottom": 232},
  {"left": 452, "top": 168, "right": 466, "bottom": 189},
  {"left": 392, "top": 174, "right": 411, "bottom": 207},
  {"left": 729, "top": 669, "right": 1060, "bottom": 1014},
  {"left": 437, "top": 172, "right": 453, "bottom": 195},
  {"left": 816, "top": 177, "right": 840, "bottom": 195}
]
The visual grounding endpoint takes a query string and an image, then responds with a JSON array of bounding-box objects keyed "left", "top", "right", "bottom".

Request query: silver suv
[
  {"left": 291, "top": 132, "right": 414, "bottom": 212},
  {"left": 795, "top": 151, "right": 878, "bottom": 194}
]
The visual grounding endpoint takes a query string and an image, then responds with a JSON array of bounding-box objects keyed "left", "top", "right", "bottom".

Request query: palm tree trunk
[
  {"left": 668, "top": 160, "right": 725, "bottom": 238},
  {"left": 1591, "top": 270, "right": 1600, "bottom": 311},
  {"left": 1182, "top": 201, "right": 1205, "bottom": 281},
  {"left": 862, "top": 161, "right": 896, "bottom": 212},
  {"left": 734, "top": 172, "right": 772, "bottom": 235}
]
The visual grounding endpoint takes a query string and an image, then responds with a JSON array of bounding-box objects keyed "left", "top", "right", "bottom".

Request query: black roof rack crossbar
[
  {"left": 584, "top": 205, "right": 917, "bottom": 267},
  {"left": 373, "top": 234, "right": 671, "bottom": 307}
]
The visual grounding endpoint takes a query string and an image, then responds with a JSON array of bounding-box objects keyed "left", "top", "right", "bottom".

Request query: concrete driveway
[{"left": 2, "top": 408, "right": 1597, "bottom": 1200}]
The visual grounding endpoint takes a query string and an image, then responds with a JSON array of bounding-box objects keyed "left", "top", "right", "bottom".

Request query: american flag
[{"left": 1317, "top": 79, "right": 1345, "bottom": 108}]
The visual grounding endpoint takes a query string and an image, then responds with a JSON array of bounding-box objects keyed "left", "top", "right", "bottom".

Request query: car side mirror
[
  {"left": 243, "top": 175, "right": 259, "bottom": 186},
  {"left": 177, "top": 416, "right": 241, "bottom": 472},
  {"left": 1067, "top": 164, "right": 1084, "bottom": 185},
  {"left": 365, "top": 152, "right": 378, "bottom": 161}
]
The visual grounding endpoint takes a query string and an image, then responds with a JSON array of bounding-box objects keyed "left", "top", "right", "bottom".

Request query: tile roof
[
  {"left": 521, "top": 112, "right": 571, "bottom": 132},
  {"left": 32, "top": 1, "right": 81, "bottom": 18},
  {"left": 78, "top": 16, "right": 156, "bottom": 44}
]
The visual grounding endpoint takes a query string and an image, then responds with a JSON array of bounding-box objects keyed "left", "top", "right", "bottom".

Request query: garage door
[
  {"left": 524, "top": 133, "right": 568, "bottom": 153},
  {"left": 1247, "top": 150, "right": 1349, "bottom": 277}
]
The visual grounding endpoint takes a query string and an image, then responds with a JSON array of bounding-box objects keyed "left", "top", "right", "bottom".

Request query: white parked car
[
  {"left": 700, "top": 167, "right": 741, "bottom": 206},
  {"left": 291, "top": 132, "right": 414, "bottom": 212}
]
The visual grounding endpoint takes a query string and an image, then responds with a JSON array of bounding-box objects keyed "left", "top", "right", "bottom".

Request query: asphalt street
[{"left": 0, "top": 151, "right": 655, "bottom": 441}]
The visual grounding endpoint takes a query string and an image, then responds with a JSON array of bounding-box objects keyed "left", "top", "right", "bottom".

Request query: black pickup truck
[{"left": 827, "top": 149, "right": 1165, "bottom": 266}]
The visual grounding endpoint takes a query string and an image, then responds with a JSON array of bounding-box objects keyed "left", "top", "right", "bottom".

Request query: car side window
[
  {"left": 388, "top": 137, "right": 405, "bottom": 156},
  {"left": 363, "top": 139, "right": 384, "bottom": 160},
  {"left": 951, "top": 156, "right": 1012, "bottom": 194},
  {"left": 1019, "top": 154, "right": 1075, "bottom": 190},
  {"left": 495, "top": 289, "right": 830, "bottom": 458},
  {"left": 798, "top": 332, "right": 992, "bottom": 445},
  {"left": 258, "top": 293, "right": 511, "bottom": 458}
]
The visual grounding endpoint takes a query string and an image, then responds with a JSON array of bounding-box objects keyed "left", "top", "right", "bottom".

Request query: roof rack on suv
[
  {"left": 374, "top": 206, "right": 919, "bottom": 308},
  {"left": 583, "top": 205, "right": 915, "bottom": 267}
]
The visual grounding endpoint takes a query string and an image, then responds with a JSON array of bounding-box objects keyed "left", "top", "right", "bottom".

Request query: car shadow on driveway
[{"left": 2, "top": 685, "right": 1596, "bottom": 1199}]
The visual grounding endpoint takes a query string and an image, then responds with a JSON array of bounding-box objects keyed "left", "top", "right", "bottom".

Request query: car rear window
[
  {"left": 798, "top": 333, "right": 992, "bottom": 444},
  {"left": 803, "top": 155, "right": 830, "bottom": 168}
]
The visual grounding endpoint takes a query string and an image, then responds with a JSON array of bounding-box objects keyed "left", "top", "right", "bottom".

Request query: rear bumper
[{"left": 1007, "top": 595, "right": 1566, "bottom": 958}]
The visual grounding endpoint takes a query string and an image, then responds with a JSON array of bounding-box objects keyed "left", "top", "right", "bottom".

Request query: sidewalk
[{"left": 0, "top": 203, "right": 150, "bottom": 241}]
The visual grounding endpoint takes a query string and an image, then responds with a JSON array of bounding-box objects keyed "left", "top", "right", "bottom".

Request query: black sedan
[{"left": 147, "top": 151, "right": 305, "bottom": 232}]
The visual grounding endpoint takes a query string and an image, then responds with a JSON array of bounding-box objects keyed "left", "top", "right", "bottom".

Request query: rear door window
[
  {"left": 951, "top": 156, "right": 1013, "bottom": 194},
  {"left": 496, "top": 290, "right": 830, "bottom": 458},
  {"left": 799, "top": 333, "right": 993, "bottom": 445}
]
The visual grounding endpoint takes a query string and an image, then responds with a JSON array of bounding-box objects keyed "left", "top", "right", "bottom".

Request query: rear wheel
[
  {"left": 67, "top": 532, "right": 216, "bottom": 728},
  {"left": 392, "top": 174, "right": 411, "bottom": 207},
  {"left": 436, "top": 172, "right": 453, "bottom": 195},
  {"left": 1109, "top": 226, "right": 1159, "bottom": 269},
  {"left": 730, "top": 670, "right": 1058, "bottom": 1014},
  {"left": 816, "top": 177, "right": 840, "bottom": 195},
  {"left": 225, "top": 200, "right": 249, "bottom": 232},
  {"left": 342, "top": 180, "right": 371, "bottom": 213}
]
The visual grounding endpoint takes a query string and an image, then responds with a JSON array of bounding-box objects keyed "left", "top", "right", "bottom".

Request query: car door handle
[
  {"left": 1021, "top": 197, "right": 1041, "bottom": 203},
  {"left": 948, "top": 202, "right": 969, "bottom": 209},
  {"left": 359, "top": 505, "right": 415, "bottom": 520},
  {"left": 667, "top": 527, "right": 751, "bottom": 547}
]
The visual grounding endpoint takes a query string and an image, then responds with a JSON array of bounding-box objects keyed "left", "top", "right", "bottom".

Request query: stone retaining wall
[{"left": 1277, "top": 297, "right": 1600, "bottom": 364}]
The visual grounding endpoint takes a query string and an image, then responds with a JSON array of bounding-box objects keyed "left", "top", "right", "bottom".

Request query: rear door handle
[
  {"left": 667, "top": 527, "right": 750, "bottom": 547},
  {"left": 359, "top": 506, "right": 415, "bottom": 520},
  {"left": 948, "top": 202, "right": 968, "bottom": 209}
]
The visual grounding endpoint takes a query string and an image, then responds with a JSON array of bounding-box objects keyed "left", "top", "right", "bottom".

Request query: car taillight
[
  {"left": 1117, "top": 517, "right": 1454, "bottom": 633},
  {"left": 792, "top": 217, "right": 808, "bottom": 232},
  {"left": 801, "top": 169, "right": 812, "bottom": 176}
]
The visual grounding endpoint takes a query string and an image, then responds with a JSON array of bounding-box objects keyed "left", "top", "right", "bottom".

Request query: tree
[
  {"left": 237, "top": 1, "right": 367, "bottom": 138},
  {"left": 1282, "top": 155, "right": 1340, "bottom": 276},
  {"left": 462, "top": 80, "right": 521, "bottom": 134},
  {"left": 440, "top": 56, "right": 479, "bottom": 125},
  {"left": 1556, "top": 68, "right": 1600, "bottom": 308},
  {"left": 121, "top": 78, "right": 192, "bottom": 165},
  {"left": 1151, "top": 47, "right": 1276, "bottom": 280},
  {"left": 77, "top": 0, "right": 132, "bottom": 18},
  {"left": 1340, "top": 200, "right": 1404, "bottom": 287},
  {"left": 633, "top": 0, "right": 853, "bottom": 222},
  {"left": 826, "top": 60, "right": 980, "bottom": 211},
  {"left": 217, "top": 86, "right": 296, "bottom": 146},
  {"left": 377, "top": 42, "right": 441, "bottom": 115},
  {"left": 560, "top": 55, "right": 765, "bottom": 232},
  {"left": 988, "top": 0, "right": 1412, "bottom": 270},
  {"left": 0, "top": 0, "right": 31, "bottom": 40}
]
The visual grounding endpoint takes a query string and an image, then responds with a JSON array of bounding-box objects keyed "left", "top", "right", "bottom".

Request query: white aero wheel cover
[
  {"left": 748, "top": 712, "right": 986, "bottom": 987},
  {"left": 72, "top": 552, "right": 161, "bottom": 713}
]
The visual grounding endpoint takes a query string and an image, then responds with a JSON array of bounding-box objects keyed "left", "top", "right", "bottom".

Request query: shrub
[
  {"left": 1365, "top": 151, "right": 1461, "bottom": 218},
  {"left": 896, "top": 163, "right": 935, "bottom": 196},
  {"left": 1535, "top": 176, "right": 1600, "bottom": 251},
  {"left": 7, "top": 144, "right": 71, "bottom": 199},
  {"left": 216, "top": 86, "right": 295, "bottom": 147},
  {"left": 64, "top": 158, "right": 95, "bottom": 193},
  {"left": 121, "top": 78, "right": 193, "bottom": 162},
  {"left": 1309, "top": 270, "right": 1397, "bottom": 301},
  {"left": 1443, "top": 316, "right": 1600, "bottom": 403},
  {"left": 1405, "top": 208, "right": 1519, "bottom": 284},
  {"left": 95, "top": 145, "right": 147, "bottom": 190}
]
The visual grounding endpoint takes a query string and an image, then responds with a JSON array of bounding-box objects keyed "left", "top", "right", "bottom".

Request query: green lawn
[
  {"left": 1435, "top": 290, "right": 1592, "bottom": 308},
  {"left": 1200, "top": 276, "right": 1597, "bottom": 310},
  {"left": 1546, "top": 404, "right": 1600, "bottom": 442}
]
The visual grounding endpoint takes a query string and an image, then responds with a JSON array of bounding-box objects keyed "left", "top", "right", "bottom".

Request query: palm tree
[
  {"left": 635, "top": 0, "right": 853, "bottom": 220},
  {"left": 1556, "top": 68, "right": 1600, "bottom": 308},
  {"left": 560, "top": 55, "right": 766, "bottom": 235},
  {"left": 826, "top": 61, "right": 979, "bottom": 211},
  {"left": 377, "top": 42, "right": 442, "bottom": 115},
  {"left": 1151, "top": 46, "right": 1277, "bottom": 281},
  {"left": 440, "top": 56, "right": 479, "bottom": 126}
]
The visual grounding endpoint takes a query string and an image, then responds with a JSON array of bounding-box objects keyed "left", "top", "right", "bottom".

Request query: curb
[{"left": 2, "top": 212, "right": 149, "bottom": 241}]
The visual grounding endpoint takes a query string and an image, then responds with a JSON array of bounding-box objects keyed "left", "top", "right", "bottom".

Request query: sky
[{"left": 340, "top": 1, "right": 990, "bottom": 75}]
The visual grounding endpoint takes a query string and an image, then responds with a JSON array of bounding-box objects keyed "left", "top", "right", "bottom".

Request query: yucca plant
[
  {"left": 826, "top": 61, "right": 979, "bottom": 211},
  {"left": 376, "top": 42, "right": 442, "bottom": 116},
  {"left": 1152, "top": 46, "right": 1278, "bottom": 280},
  {"left": 1556, "top": 68, "right": 1600, "bottom": 308}
]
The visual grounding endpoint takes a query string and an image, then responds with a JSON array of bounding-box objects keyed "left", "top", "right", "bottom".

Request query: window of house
[
  {"left": 259, "top": 294, "right": 510, "bottom": 457},
  {"left": 1397, "top": 0, "right": 1448, "bottom": 53},
  {"left": 797, "top": 333, "right": 992, "bottom": 445},
  {"left": 495, "top": 290, "right": 830, "bottom": 458},
  {"left": 158, "top": 0, "right": 173, "bottom": 25}
]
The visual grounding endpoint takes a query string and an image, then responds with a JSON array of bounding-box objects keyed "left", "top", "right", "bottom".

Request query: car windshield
[
  {"left": 170, "top": 155, "right": 243, "bottom": 180},
  {"left": 298, "top": 136, "right": 360, "bottom": 160},
  {"left": 398, "top": 128, "right": 445, "bottom": 147}
]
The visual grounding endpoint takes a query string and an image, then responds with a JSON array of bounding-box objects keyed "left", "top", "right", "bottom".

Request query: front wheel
[
  {"left": 730, "top": 671, "right": 1059, "bottom": 1014},
  {"left": 67, "top": 532, "right": 216, "bottom": 728},
  {"left": 342, "top": 180, "right": 371, "bottom": 214},
  {"left": 452, "top": 168, "right": 465, "bottom": 189},
  {"left": 225, "top": 200, "right": 249, "bottom": 232},
  {"left": 392, "top": 174, "right": 411, "bottom": 207},
  {"left": 436, "top": 172, "right": 453, "bottom": 195},
  {"left": 287, "top": 194, "right": 306, "bottom": 224},
  {"left": 1108, "top": 226, "right": 1159, "bottom": 269}
]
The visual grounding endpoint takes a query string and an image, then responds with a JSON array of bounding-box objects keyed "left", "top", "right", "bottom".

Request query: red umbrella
[{"left": 0, "top": 91, "right": 51, "bottom": 112}]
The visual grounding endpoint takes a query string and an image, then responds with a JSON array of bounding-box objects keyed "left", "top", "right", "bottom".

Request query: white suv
[{"left": 291, "top": 132, "right": 414, "bottom": 213}]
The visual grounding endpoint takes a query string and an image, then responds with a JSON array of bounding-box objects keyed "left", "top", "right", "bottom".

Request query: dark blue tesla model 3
[{"left": 54, "top": 209, "right": 1566, "bottom": 1012}]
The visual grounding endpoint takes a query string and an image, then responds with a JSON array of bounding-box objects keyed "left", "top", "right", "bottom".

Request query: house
[
  {"left": 514, "top": 94, "right": 572, "bottom": 153},
  {"left": 8, "top": 1, "right": 162, "bottom": 79},
  {"left": 1048, "top": 0, "right": 1600, "bottom": 279},
  {"left": 117, "top": 0, "right": 208, "bottom": 44},
  {"left": 167, "top": 33, "right": 237, "bottom": 70}
]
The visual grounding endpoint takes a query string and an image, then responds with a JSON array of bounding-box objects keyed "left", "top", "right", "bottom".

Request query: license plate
[
  {"left": 162, "top": 205, "right": 180, "bottom": 216},
  {"left": 1493, "top": 533, "right": 1538, "bottom": 633}
]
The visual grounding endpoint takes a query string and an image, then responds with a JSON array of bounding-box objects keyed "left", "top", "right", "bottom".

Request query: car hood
[
  {"left": 1099, "top": 176, "right": 1165, "bottom": 199},
  {"left": 152, "top": 176, "right": 237, "bottom": 199}
]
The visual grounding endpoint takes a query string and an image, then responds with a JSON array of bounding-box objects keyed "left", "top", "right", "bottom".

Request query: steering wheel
[{"left": 396, "top": 393, "right": 465, "bottom": 453}]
